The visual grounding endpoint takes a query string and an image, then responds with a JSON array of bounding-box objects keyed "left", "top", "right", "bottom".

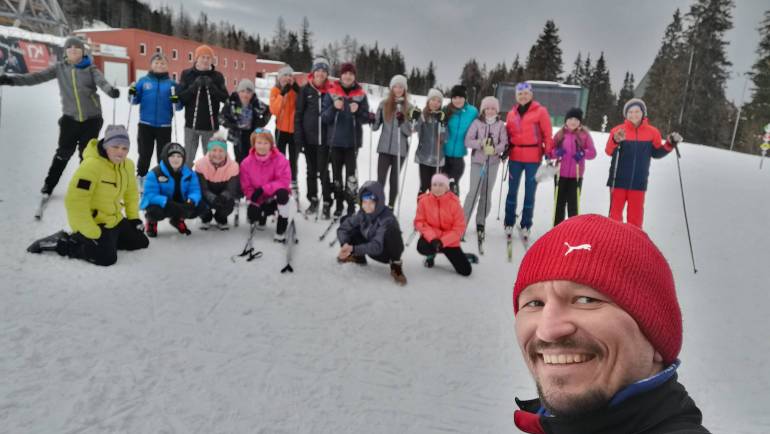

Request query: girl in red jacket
[
  {"left": 414, "top": 173, "right": 472, "bottom": 276},
  {"left": 503, "top": 82, "right": 554, "bottom": 239}
]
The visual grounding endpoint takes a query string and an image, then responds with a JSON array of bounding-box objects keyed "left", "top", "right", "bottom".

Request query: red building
[{"left": 75, "top": 28, "right": 272, "bottom": 91}]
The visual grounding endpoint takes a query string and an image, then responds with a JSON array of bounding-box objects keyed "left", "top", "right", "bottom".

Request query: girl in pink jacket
[
  {"left": 240, "top": 129, "right": 292, "bottom": 241},
  {"left": 548, "top": 108, "right": 596, "bottom": 226}
]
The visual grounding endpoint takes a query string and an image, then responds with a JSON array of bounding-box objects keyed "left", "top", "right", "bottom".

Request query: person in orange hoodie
[
  {"left": 503, "top": 82, "right": 554, "bottom": 240},
  {"left": 270, "top": 65, "right": 300, "bottom": 197},
  {"left": 414, "top": 173, "right": 473, "bottom": 275}
]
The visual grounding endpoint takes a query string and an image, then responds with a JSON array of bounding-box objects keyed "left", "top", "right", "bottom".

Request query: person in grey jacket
[
  {"left": 414, "top": 88, "right": 447, "bottom": 196},
  {"left": 0, "top": 36, "right": 119, "bottom": 196},
  {"left": 372, "top": 74, "right": 414, "bottom": 209},
  {"left": 462, "top": 96, "right": 508, "bottom": 236},
  {"left": 336, "top": 181, "right": 406, "bottom": 285}
]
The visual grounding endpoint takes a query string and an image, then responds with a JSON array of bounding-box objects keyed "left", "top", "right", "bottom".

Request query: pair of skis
[
  {"left": 506, "top": 228, "right": 531, "bottom": 262},
  {"left": 232, "top": 219, "right": 298, "bottom": 272}
]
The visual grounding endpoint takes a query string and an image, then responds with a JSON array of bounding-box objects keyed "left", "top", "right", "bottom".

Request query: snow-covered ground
[{"left": 1, "top": 81, "right": 768, "bottom": 433}]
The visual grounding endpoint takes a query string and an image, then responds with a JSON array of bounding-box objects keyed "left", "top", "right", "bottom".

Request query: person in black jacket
[
  {"left": 220, "top": 78, "right": 271, "bottom": 163},
  {"left": 511, "top": 215, "right": 710, "bottom": 434},
  {"left": 321, "top": 62, "right": 371, "bottom": 217},
  {"left": 295, "top": 57, "right": 334, "bottom": 219},
  {"left": 336, "top": 181, "right": 406, "bottom": 285},
  {"left": 176, "top": 45, "right": 228, "bottom": 167}
]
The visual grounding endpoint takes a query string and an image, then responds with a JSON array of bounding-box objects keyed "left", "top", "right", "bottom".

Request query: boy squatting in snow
[{"left": 27, "top": 125, "right": 149, "bottom": 266}]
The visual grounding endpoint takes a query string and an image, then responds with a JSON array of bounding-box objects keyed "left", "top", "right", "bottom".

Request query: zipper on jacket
[
  {"left": 154, "top": 76, "right": 161, "bottom": 126},
  {"left": 630, "top": 126, "right": 639, "bottom": 188},
  {"left": 317, "top": 87, "right": 322, "bottom": 145},
  {"left": 72, "top": 68, "right": 84, "bottom": 121}
]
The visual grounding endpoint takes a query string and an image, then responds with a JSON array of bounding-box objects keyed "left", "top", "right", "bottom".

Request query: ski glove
[
  {"left": 573, "top": 150, "right": 585, "bottom": 163},
  {"left": 395, "top": 111, "right": 405, "bottom": 124},
  {"left": 170, "top": 94, "right": 179, "bottom": 104},
  {"left": 483, "top": 143, "right": 496, "bottom": 156},
  {"left": 430, "top": 239, "right": 443, "bottom": 253},
  {"left": 0, "top": 75, "right": 11, "bottom": 85},
  {"left": 108, "top": 88, "right": 120, "bottom": 99},
  {"left": 554, "top": 147, "right": 566, "bottom": 158},
  {"left": 194, "top": 75, "right": 212, "bottom": 88},
  {"left": 128, "top": 218, "right": 144, "bottom": 233},
  {"left": 280, "top": 84, "right": 291, "bottom": 95},
  {"left": 668, "top": 132, "right": 683, "bottom": 146},
  {"left": 613, "top": 129, "right": 626, "bottom": 143},
  {"left": 251, "top": 187, "right": 264, "bottom": 203},
  {"left": 367, "top": 111, "right": 377, "bottom": 123},
  {"left": 128, "top": 84, "right": 137, "bottom": 97},
  {"left": 410, "top": 107, "right": 422, "bottom": 122}
]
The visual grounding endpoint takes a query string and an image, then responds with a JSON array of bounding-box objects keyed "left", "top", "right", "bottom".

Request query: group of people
[
  {"left": 1, "top": 34, "right": 712, "bottom": 433},
  {"left": 4, "top": 37, "right": 683, "bottom": 279}
]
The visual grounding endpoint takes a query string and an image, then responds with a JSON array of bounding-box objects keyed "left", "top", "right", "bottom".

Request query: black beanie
[
  {"left": 565, "top": 107, "right": 583, "bottom": 123},
  {"left": 450, "top": 85, "right": 467, "bottom": 99}
]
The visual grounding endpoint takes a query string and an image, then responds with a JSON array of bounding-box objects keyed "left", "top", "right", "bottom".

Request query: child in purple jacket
[{"left": 549, "top": 108, "right": 596, "bottom": 226}]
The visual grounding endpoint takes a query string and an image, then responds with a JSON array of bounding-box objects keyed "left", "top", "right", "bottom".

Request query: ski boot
[
  {"left": 305, "top": 198, "right": 319, "bottom": 218},
  {"left": 274, "top": 216, "right": 288, "bottom": 243},
  {"left": 27, "top": 230, "right": 69, "bottom": 254},
  {"left": 390, "top": 260, "right": 407, "bottom": 286},
  {"left": 170, "top": 219, "right": 191, "bottom": 236},
  {"left": 199, "top": 218, "right": 212, "bottom": 230},
  {"left": 423, "top": 255, "right": 435, "bottom": 268},
  {"left": 321, "top": 201, "right": 332, "bottom": 220},
  {"left": 518, "top": 225, "right": 531, "bottom": 241},
  {"left": 145, "top": 220, "right": 158, "bottom": 238}
]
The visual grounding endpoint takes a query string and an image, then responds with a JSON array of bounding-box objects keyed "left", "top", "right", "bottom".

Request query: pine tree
[
  {"left": 524, "top": 20, "right": 563, "bottom": 81},
  {"left": 509, "top": 54, "right": 525, "bottom": 83},
  {"left": 299, "top": 17, "right": 314, "bottom": 72},
  {"left": 272, "top": 16, "right": 289, "bottom": 57},
  {"left": 643, "top": 9, "right": 688, "bottom": 132},
  {"left": 614, "top": 72, "right": 635, "bottom": 125},
  {"left": 459, "top": 59, "right": 484, "bottom": 105},
  {"left": 565, "top": 52, "right": 583, "bottom": 85},
  {"left": 738, "top": 10, "right": 770, "bottom": 153},
  {"left": 425, "top": 61, "right": 437, "bottom": 90},
  {"left": 680, "top": 0, "right": 734, "bottom": 148},
  {"left": 584, "top": 53, "right": 615, "bottom": 130}
]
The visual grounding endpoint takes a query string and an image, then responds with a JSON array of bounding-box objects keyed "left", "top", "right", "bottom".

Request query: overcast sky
[{"left": 147, "top": 0, "right": 767, "bottom": 102}]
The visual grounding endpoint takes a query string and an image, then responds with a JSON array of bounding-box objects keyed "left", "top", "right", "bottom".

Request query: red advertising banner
[{"left": 18, "top": 40, "right": 51, "bottom": 72}]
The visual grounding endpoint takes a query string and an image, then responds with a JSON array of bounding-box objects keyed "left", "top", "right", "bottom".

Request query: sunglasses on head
[{"left": 253, "top": 128, "right": 270, "bottom": 134}]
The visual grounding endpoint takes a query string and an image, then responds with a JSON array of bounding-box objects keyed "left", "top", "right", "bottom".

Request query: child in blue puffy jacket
[
  {"left": 129, "top": 53, "right": 182, "bottom": 188},
  {"left": 140, "top": 142, "right": 204, "bottom": 237}
]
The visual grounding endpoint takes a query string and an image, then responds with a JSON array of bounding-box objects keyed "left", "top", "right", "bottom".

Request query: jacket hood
[
  {"left": 160, "top": 142, "right": 186, "bottom": 171},
  {"left": 358, "top": 181, "right": 387, "bottom": 217}
]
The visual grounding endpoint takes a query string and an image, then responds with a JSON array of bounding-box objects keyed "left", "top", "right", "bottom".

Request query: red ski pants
[{"left": 609, "top": 188, "right": 646, "bottom": 228}]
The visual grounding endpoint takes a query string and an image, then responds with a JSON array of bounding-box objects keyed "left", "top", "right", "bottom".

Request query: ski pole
[
  {"left": 674, "top": 145, "right": 697, "bottom": 274},
  {"left": 205, "top": 86, "right": 215, "bottom": 132},
  {"left": 0, "top": 66, "right": 5, "bottom": 129},
  {"left": 395, "top": 103, "right": 402, "bottom": 218},
  {"left": 497, "top": 158, "right": 508, "bottom": 221},
  {"left": 462, "top": 158, "right": 489, "bottom": 239},
  {"left": 171, "top": 86, "right": 178, "bottom": 143},
  {"left": 111, "top": 81, "right": 117, "bottom": 124},
  {"left": 552, "top": 160, "right": 561, "bottom": 227},
  {"left": 369, "top": 124, "right": 373, "bottom": 181}
]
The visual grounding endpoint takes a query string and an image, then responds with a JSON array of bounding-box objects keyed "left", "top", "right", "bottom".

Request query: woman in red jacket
[
  {"left": 503, "top": 82, "right": 554, "bottom": 240},
  {"left": 414, "top": 173, "right": 472, "bottom": 276}
]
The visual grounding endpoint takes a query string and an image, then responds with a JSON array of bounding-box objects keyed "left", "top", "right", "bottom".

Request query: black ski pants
[{"left": 417, "top": 236, "right": 472, "bottom": 276}]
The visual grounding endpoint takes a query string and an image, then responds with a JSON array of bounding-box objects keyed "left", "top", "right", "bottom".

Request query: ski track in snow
[{"left": 0, "top": 82, "right": 768, "bottom": 433}]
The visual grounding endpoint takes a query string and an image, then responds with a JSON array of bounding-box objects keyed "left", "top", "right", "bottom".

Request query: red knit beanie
[
  {"left": 339, "top": 62, "right": 357, "bottom": 76},
  {"left": 513, "top": 214, "right": 682, "bottom": 364}
]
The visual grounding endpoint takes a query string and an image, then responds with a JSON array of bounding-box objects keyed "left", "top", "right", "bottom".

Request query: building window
[
  {"left": 188, "top": 51, "right": 193, "bottom": 62},
  {"left": 223, "top": 58, "right": 227, "bottom": 68},
  {"left": 242, "top": 62, "right": 246, "bottom": 71},
  {"left": 233, "top": 79, "right": 237, "bottom": 86},
  {"left": 139, "top": 43, "right": 146, "bottom": 55},
  {"left": 172, "top": 49, "right": 178, "bottom": 60},
  {"left": 172, "top": 72, "right": 177, "bottom": 80},
  {"left": 214, "top": 56, "right": 218, "bottom": 66},
  {"left": 155, "top": 46, "right": 162, "bottom": 54},
  {"left": 233, "top": 59, "right": 238, "bottom": 69}
]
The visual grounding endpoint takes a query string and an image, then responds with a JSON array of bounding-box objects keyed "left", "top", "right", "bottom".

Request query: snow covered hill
[{"left": 1, "top": 82, "right": 768, "bottom": 433}]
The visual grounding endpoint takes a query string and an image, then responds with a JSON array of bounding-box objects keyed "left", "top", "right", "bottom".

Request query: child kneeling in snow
[
  {"left": 239, "top": 129, "right": 292, "bottom": 242},
  {"left": 193, "top": 137, "right": 240, "bottom": 230},
  {"left": 414, "top": 173, "right": 472, "bottom": 276},
  {"left": 336, "top": 181, "right": 407, "bottom": 285},
  {"left": 140, "top": 142, "right": 204, "bottom": 237},
  {"left": 27, "top": 125, "right": 149, "bottom": 266}
]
